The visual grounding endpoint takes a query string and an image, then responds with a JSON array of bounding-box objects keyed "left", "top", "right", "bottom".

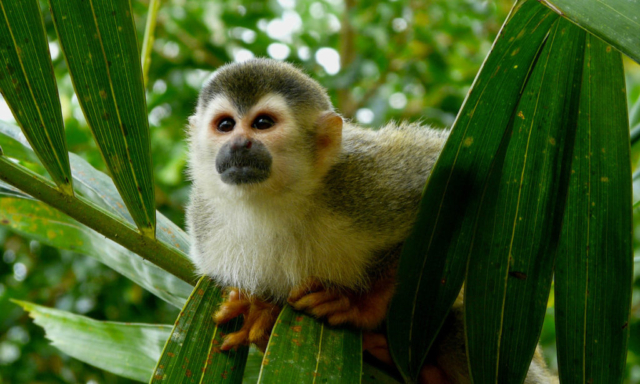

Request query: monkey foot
[
  {"left": 362, "top": 332, "right": 451, "bottom": 384},
  {"left": 213, "top": 288, "right": 281, "bottom": 351},
  {"left": 287, "top": 276, "right": 395, "bottom": 330}
]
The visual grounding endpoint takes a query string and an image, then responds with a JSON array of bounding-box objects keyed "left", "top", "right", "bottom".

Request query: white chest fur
[{"left": 189, "top": 193, "right": 382, "bottom": 300}]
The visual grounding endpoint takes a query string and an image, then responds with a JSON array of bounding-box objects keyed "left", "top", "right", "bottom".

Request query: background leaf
[
  {"left": 0, "top": 122, "right": 196, "bottom": 285},
  {"left": 48, "top": 0, "right": 155, "bottom": 235},
  {"left": 14, "top": 300, "right": 172, "bottom": 383},
  {"left": 0, "top": 197, "right": 191, "bottom": 308},
  {"left": 0, "top": 0, "right": 72, "bottom": 193}
]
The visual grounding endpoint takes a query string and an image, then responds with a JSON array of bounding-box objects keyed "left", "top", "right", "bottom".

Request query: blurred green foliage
[{"left": 0, "top": 0, "right": 639, "bottom": 382}]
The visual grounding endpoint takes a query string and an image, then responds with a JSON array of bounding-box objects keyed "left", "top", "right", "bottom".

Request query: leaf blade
[
  {"left": 151, "top": 277, "right": 248, "bottom": 384},
  {"left": 0, "top": 0, "right": 72, "bottom": 192},
  {"left": 541, "top": 0, "right": 640, "bottom": 64},
  {"left": 464, "top": 18, "right": 586, "bottom": 383},
  {"left": 0, "top": 122, "right": 196, "bottom": 285},
  {"left": 14, "top": 300, "right": 172, "bottom": 383},
  {"left": 48, "top": 0, "right": 155, "bottom": 235},
  {"left": 258, "top": 306, "right": 362, "bottom": 384},
  {"left": 0, "top": 196, "right": 192, "bottom": 308},
  {"left": 554, "top": 33, "right": 632, "bottom": 384},
  {"left": 387, "top": 1, "right": 558, "bottom": 380}
]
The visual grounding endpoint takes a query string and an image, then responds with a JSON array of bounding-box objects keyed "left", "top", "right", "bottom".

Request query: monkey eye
[
  {"left": 252, "top": 115, "right": 275, "bottom": 130},
  {"left": 217, "top": 117, "right": 235, "bottom": 132}
]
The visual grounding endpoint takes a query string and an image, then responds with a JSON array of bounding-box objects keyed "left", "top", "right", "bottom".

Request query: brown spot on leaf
[
  {"left": 509, "top": 271, "right": 527, "bottom": 280},
  {"left": 167, "top": 352, "right": 175, "bottom": 357},
  {"left": 296, "top": 316, "right": 304, "bottom": 322},
  {"left": 291, "top": 326, "right": 302, "bottom": 332}
]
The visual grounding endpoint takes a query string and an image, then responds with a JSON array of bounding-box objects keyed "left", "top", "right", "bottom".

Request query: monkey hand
[
  {"left": 213, "top": 288, "right": 281, "bottom": 351},
  {"left": 287, "top": 276, "right": 396, "bottom": 330}
]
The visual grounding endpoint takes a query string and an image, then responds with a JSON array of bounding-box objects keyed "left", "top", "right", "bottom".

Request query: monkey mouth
[{"left": 219, "top": 164, "right": 271, "bottom": 185}]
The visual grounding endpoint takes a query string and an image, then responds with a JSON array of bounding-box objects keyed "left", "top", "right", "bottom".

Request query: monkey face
[
  {"left": 189, "top": 93, "right": 320, "bottom": 197},
  {"left": 188, "top": 60, "right": 344, "bottom": 200}
]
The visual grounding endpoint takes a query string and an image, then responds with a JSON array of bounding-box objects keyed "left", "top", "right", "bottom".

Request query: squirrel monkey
[{"left": 186, "top": 58, "right": 556, "bottom": 383}]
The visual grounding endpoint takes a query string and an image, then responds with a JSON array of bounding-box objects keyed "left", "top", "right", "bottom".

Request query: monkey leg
[
  {"left": 213, "top": 288, "right": 281, "bottom": 351},
  {"left": 287, "top": 274, "right": 396, "bottom": 330}
]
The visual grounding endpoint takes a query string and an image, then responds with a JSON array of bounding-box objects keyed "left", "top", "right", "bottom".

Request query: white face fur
[{"left": 188, "top": 93, "right": 319, "bottom": 202}]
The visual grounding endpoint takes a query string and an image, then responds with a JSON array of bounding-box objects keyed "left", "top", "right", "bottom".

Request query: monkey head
[{"left": 188, "top": 59, "right": 343, "bottom": 200}]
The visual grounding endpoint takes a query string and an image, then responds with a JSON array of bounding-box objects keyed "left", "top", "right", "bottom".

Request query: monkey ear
[
  {"left": 316, "top": 111, "right": 343, "bottom": 150},
  {"left": 314, "top": 111, "right": 343, "bottom": 173}
]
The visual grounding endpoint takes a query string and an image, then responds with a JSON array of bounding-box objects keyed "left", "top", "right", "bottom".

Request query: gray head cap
[{"left": 198, "top": 58, "right": 333, "bottom": 117}]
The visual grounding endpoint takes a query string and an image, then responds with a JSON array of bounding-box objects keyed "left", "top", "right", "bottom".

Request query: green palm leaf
[
  {"left": 48, "top": 0, "right": 155, "bottom": 236},
  {"left": 542, "top": 0, "right": 640, "bottom": 65},
  {"left": 387, "top": 1, "right": 558, "bottom": 380},
  {"left": 464, "top": 18, "right": 585, "bottom": 382},
  {"left": 14, "top": 300, "right": 171, "bottom": 382},
  {"left": 0, "top": 0, "right": 72, "bottom": 193},
  {"left": 0, "top": 121, "right": 195, "bottom": 285},
  {"left": 555, "top": 33, "right": 632, "bottom": 383},
  {"left": 151, "top": 276, "right": 248, "bottom": 384},
  {"left": 258, "top": 306, "right": 362, "bottom": 383}
]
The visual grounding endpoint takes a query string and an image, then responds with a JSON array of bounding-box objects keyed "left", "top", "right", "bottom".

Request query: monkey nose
[{"left": 231, "top": 137, "right": 253, "bottom": 151}]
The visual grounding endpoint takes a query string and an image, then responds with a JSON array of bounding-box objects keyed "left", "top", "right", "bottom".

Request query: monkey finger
[
  {"left": 327, "top": 306, "right": 386, "bottom": 330},
  {"left": 362, "top": 332, "right": 393, "bottom": 366},
  {"left": 287, "top": 278, "right": 324, "bottom": 303},
  {"left": 362, "top": 331, "right": 393, "bottom": 365},
  {"left": 248, "top": 305, "right": 280, "bottom": 341},
  {"left": 362, "top": 331, "right": 388, "bottom": 351},
  {"left": 221, "top": 329, "right": 250, "bottom": 351},
  {"left": 419, "top": 365, "right": 453, "bottom": 384},
  {"left": 308, "top": 296, "right": 351, "bottom": 318},
  {"left": 288, "top": 289, "right": 341, "bottom": 311},
  {"left": 226, "top": 287, "right": 241, "bottom": 302},
  {"left": 214, "top": 299, "right": 251, "bottom": 324}
]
